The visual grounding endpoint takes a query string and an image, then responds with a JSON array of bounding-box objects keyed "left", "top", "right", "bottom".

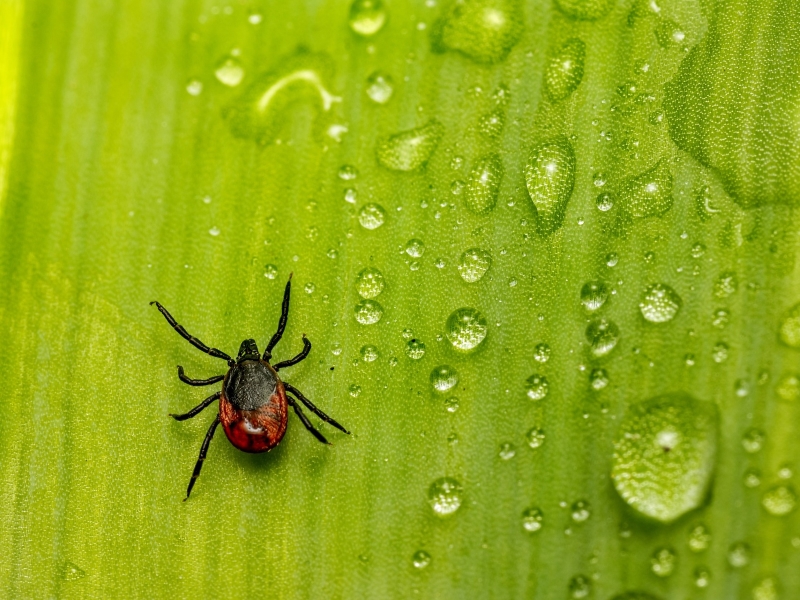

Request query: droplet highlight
[
  {"left": 525, "top": 136, "right": 576, "bottom": 235},
  {"left": 545, "top": 38, "right": 585, "bottom": 101}
]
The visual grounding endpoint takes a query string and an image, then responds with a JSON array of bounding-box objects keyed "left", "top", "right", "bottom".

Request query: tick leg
[
  {"left": 272, "top": 336, "right": 311, "bottom": 371},
  {"left": 287, "top": 396, "right": 330, "bottom": 445},
  {"left": 150, "top": 301, "right": 234, "bottom": 365},
  {"left": 263, "top": 275, "right": 292, "bottom": 361},
  {"left": 184, "top": 415, "right": 221, "bottom": 500},
  {"left": 177, "top": 366, "right": 224, "bottom": 387},
  {"left": 170, "top": 392, "right": 220, "bottom": 421},
  {"left": 285, "top": 382, "right": 350, "bottom": 435}
]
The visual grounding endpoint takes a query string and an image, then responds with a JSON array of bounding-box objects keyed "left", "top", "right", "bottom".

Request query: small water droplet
[
  {"left": 655, "top": 18, "right": 685, "bottom": 47},
  {"left": 186, "top": 79, "right": 203, "bottom": 96},
  {"left": 412, "top": 550, "right": 431, "bottom": 569},
  {"left": 714, "top": 271, "right": 738, "bottom": 298},
  {"left": 354, "top": 299, "right": 384, "bottom": 325},
  {"left": 465, "top": 154, "right": 504, "bottom": 215},
  {"left": 651, "top": 547, "right": 677, "bottom": 577},
  {"left": 694, "top": 566, "right": 711, "bottom": 588},
  {"left": 711, "top": 308, "right": 730, "bottom": 329},
  {"left": 349, "top": 0, "right": 387, "bottom": 36},
  {"left": 586, "top": 317, "right": 620, "bottom": 357},
  {"left": 568, "top": 574, "right": 592, "bottom": 598},
  {"left": 752, "top": 577, "right": 779, "bottom": 600},
  {"left": 712, "top": 341, "right": 729, "bottom": 363},
  {"left": 457, "top": 248, "right": 492, "bottom": 283},
  {"left": 358, "top": 203, "right": 386, "bottom": 230},
  {"left": 360, "top": 344, "right": 379, "bottom": 362},
  {"left": 533, "top": 343, "right": 551, "bottom": 363},
  {"left": 742, "top": 428, "right": 765, "bottom": 453},
  {"left": 605, "top": 252, "right": 619, "bottom": 267},
  {"left": 264, "top": 264, "right": 278, "bottom": 279},
  {"left": 304, "top": 282, "right": 315, "bottom": 294},
  {"left": 589, "top": 368, "right": 609, "bottom": 391},
  {"left": 688, "top": 524, "right": 711, "bottom": 552},
  {"left": 349, "top": 384, "right": 362, "bottom": 397},
  {"left": 405, "top": 338, "right": 426, "bottom": 359},
  {"left": 727, "top": 541, "right": 750, "bottom": 568},
  {"left": 776, "top": 374, "right": 800, "bottom": 401},
  {"left": 338, "top": 164, "right": 359, "bottom": 180},
  {"left": 570, "top": 500, "right": 591, "bottom": 522},
  {"left": 376, "top": 120, "right": 443, "bottom": 171},
  {"left": 525, "top": 374, "right": 549, "bottom": 400},
  {"left": 580, "top": 281, "right": 608, "bottom": 312},
  {"left": 430, "top": 365, "right": 458, "bottom": 392},
  {"left": 744, "top": 468, "right": 762, "bottom": 488},
  {"left": 405, "top": 238, "right": 426, "bottom": 258},
  {"left": 428, "top": 477, "right": 463, "bottom": 516},
  {"left": 478, "top": 110, "right": 505, "bottom": 138},
  {"left": 214, "top": 56, "right": 245, "bottom": 87},
  {"left": 526, "top": 427, "right": 545, "bottom": 449},
  {"left": 521, "top": 506, "right": 544, "bottom": 532},
  {"left": 779, "top": 302, "right": 800, "bottom": 348},
  {"left": 498, "top": 442, "right": 516, "bottom": 460},
  {"left": 691, "top": 242, "right": 706, "bottom": 258},
  {"left": 762, "top": 485, "right": 796, "bottom": 516},
  {"left": 365, "top": 71, "right": 394, "bottom": 104},
  {"left": 446, "top": 307, "right": 488, "bottom": 351},
  {"left": 444, "top": 396, "right": 460, "bottom": 413},
  {"left": 525, "top": 136, "right": 577, "bottom": 235},
  {"left": 356, "top": 267, "right": 385, "bottom": 298},
  {"left": 639, "top": 283, "right": 682, "bottom": 323},
  {"left": 60, "top": 561, "right": 86, "bottom": 581},
  {"left": 596, "top": 192, "right": 614, "bottom": 211},
  {"left": 545, "top": 38, "right": 586, "bottom": 101}
]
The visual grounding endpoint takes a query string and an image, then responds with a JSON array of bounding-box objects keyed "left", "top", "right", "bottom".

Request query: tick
[{"left": 151, "top": 275, "right": 349, "bottom": 499}]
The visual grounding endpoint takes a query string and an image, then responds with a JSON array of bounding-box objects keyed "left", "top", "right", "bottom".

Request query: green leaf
[{"left": 1, "top": 0, "right": 799, "bottom": 598}]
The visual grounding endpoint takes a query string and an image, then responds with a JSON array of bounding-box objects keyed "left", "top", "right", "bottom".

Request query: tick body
[{"left": 151, "top": 275, "right": 349, "bottom": 499}]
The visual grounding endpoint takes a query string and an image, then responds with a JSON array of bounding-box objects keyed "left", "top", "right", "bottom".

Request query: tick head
[{"left": 237, "top": 339, "right": 261, "bottom": 363}]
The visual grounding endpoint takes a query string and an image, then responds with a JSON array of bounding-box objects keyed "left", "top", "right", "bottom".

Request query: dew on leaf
[
  {"left": 650, "top": 547, "right": 676, "bottom": 577},
  {"left": 590, "top": 368, "right": 609, "bottom": 391},
  {"left": 358, "top": 203, "right": 386, "bottom": 229},
  {"left": 727, "top": 541, "right": 750, "bottom": 568},
  {"left": 744, "top": 468, "right": 762, "bottom": 488},
  {"left": 349, "top": 0, "right": 387, "bottom": 36},
  {"left": 742, "top": 428, "right": 765, "bottom": 453},
  {"left": 639, "top": 283, "right": 682, "bottom": 323},
  {"left": 264, "top": 264, "right": 278, "bottom": 279},
  {"left": 432, "top": 0, "right": 524, "bottom": 64},
  {"left": 779, "top": 302, "right": 800, "bottom": 348},
  {"left": 655, "top": 19, "right": 685, "bottom": 47},
  {"left": 533, "top": 343, "right": 551, "bottom": 363},
  {"left": 405, "top": 238, "right": 426, "bottom": 258},
  {"left": 580, "top": 280, "right": 608, "bottom": 312},
  {"left": 712, "top": 308, "right": 730, "bottom": 329},
  {"left": 360, "top": 344, "right": 379, "bottom": 362},
  {"left": 524, "top": 136, "right": 576, "bottom": 235},
  {"left": 338, "top": 164, "right": 359, "bottom": 181},
  {"left": 186, "top": 79, "right": 203, "bottom": 96},
  {"left": 586, "top": 317, "right": 620, "bottom": 358},
  {"left": 376, "top": 120, "right": 444, "bottom": 171},
  {"left": 458, "top": 248, "right": 492, "bottom": 282},
  {"left": 478, "top": 110, "right": 505, "bottom": 138},
  {"left": 713, "top": 271, "right": 738, "bottom": 298},
  {"left": 568, "top": 574, "right": 592, "bottom": 598},
  {"left": 498, "top": 442, "right": 516, "bottom": 460},
  {"left": 694, "top": 566, "right": 711, "bottom": 588},
  {"left": 446, "top": 308, "right": 488, "bottom": 351},
  {"left": 619, "top": 160, "right": 673, "bottom": 220},
  {"left": 60, "top": 561, "right": 86, "bottom": 581},
  {"left": 412, "top": 550, "right": 431, "bottom": 569},
  {"left": 752, "top": 578, "right": 779, "bottom": 600},
  {"left": 522, "top": 506, "right": 544, "bottom": 532},
  {"left": 596, "top": 192, "right": 614, "bottom": 211},
  {"left": 465, "top": 154, "right": 504, "bottom": 214},
  {"left": 356, "top": 267, "right": 385, "bottom": 298},
  {"left": 430, "top": 365, "right": 459, "bottom": 392},
  {"left": 776, "top": 374, "right": 800, "bottom": 401},
  {"left": 428, "top": 477, "right": 463, "bottom": 516},
  {"left": 762, "top": 485, "right": 796, "bottom": 516},
  {"left": 545, "top": 38, "right": 586, "bottom": 101},
  {"left": 688, "top": 524, "right": 711, "bottom": 552},
  {"left": 214, "top": 56, "right": 245, "bottom": 87},
  {"left": 712, "top": 341, "right": 729, "bottom": 363},
  {"left": 406, "top": 339, "right": 426, "bottom": 359},
  {"left": 570, "top": 500, "right": 591, "bottom": 522},
  {"left": 444, "top": 397, "right": 460, "bottom": 413},
  {"left": 525, "top": 374, "right": 549, "bottom": 400},
  {"left": 365, "top": 71, "right": 394, "bottom": 104},
  {"left": 354, "top": 299, "right": 384, "bottom": 324},
  {"left": 526, "top": 427, "right": 545, "bottom": 448}
]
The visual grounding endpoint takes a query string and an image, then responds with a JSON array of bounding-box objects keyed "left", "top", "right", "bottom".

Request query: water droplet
[
  {"left": 428, "top": 477, "right": 463, "bottom": 516},
  {"left": 762, "top": 485, "right": 796, "bottom": 516},
  {"left": 430, "top": 365, "right": 458, "bottom": 392},
  {"left": 611, "top": 392, "right": 719, "bottom": 523},
  {"left": 521, "top": 506, "right": 544, "bottom": 532},
  {"left": 349, "top": 0, "right": 387, "bottom": 36},
  {"left": 586, "top": 317, "right": 620, "bottom": 358},
  {"left": 568, "top": 574, "right": 592, "bottom": 598},
  {"left": 688, "top": 524, "right": 711, "bottom": 552},
  {"left": 499, "top": 442, "right": 516, "bottom": 460},
  {"left": 360, "top": 344, "right": 379, "bottom": 362},
  {"left": 711, "top": 308, "right": 730, "bottom": 329},
  {"left": 405, "top": 238, "right": 426, "bottom": 258},
  {"left": 776, "top": 374, "right": 800, "bottom": 401},
  {"left": 354, "top": 299, "right": 384, "bottom": 324},
  {"left": 465, "top": 154, "right": 504, "bottom": 215},
  {"left": 779, "top": 302, "right": 800, "bottom": 348},
  {"left": 524, "top": 136, "right": 576, "bottom": 235},
  {"left": 639, "top": 283, "right": 682, "bottom": 323},
  {"left": 744, "top": 468, "right": 762, "bottom": 488},
  {"left": 412, "top": 550, "right": 431, "bottom": 569},
  {"left": 742, "top": 428, "right": 765, "bottom": 453},
  {"left": 694, "top": 566, "right": 711, "bottom": 588},
  {"left": 589, "top": 368, "right": 609, "bottom": 391},
  {"left": 525, "top": 374, "right": 549, "bottom": 400},
  {"left": 215, "top": 56, "right": 245, "bottom": 87},
  {"left": 650, "top": 547, "right": 677, "bottom": 577},
  {"left": 458, "top": 248, "right": 492, "bottom": 283},
  {"left": 619, "top": 160, "right": 673, "bottom": 220},
  {"left": 570, "top": 500, "right": 591, "bottom": 522},
  {"left": 533, "top": 343, "right": 551, "bottom": 363},
  {"left": 478, "top": 110, "right": 505, "bottom": 138},
  {"left": 355, "top": 267, "right": 385, "bottom": 299},
  {"left": 186, "top": 79, "right": 203, "bottom": 96},
  {"left": 358, "top": 203, "right": 386, "bottom": 229},
  {"left": 727, "top": 541, "right": 750, "bottom": 568},
  {"left": 605, "top": 252, "right": 619, "bottom": 267},
  {"left": 580, "top": 281, "right": 608, "bottom": 312},
  {"left": 596, "top": 192, "right": 614, "bottom": 211},
  {"left": 264, "top": 264, "right": 278, "bottom": 279},
  {"left": 304, "top": 282, "right": 315, "bottom": 294},
  {"left": 526, "top": 427, "right": 546, "bottom": 448},
  {"left": 554, "top": 0, "right": 613, "bottom": 20},
  {"left": 753, "top": 578, "right": 779, "bottom": 600},
  {"left": 376, "top": 120, "right": 444, "bottom": 171},
  {"left": 432, "top": 0, "right": 524, "bottom": 64},
  {"left": 713, "top": 271, "right": 738, "bottom": 298},
  {"left": 365, "top": 71, "right": 394, "bottom": 104},
  {"left": 405, "top": 339, "right": 426, "bottom": 359},
  {"left": 545, "top": 38, "right": 585, "bottom": 101},
  {"left": 444, "top": 396, "right": 460, "bottom": 413},
  {"left": 60, "top": 561, "right": 86, "bottom": 581},
  {"left": 338, "top": 164, "right": 359, "bottom": 181},
  {"left": 446, "top": 308, "right": 488, "bottom": 351},
  {"left": 712, "top": 341, "right": 729, "bottom": 363},
  {"left": 349, "top": 384, "right": 362, "bottom": 397},
  {"left": 655, "top": 19, "right": 686, "bottom": 47},
  {"left": 248, "top": 13, "right": 263, "bottom": 24}
]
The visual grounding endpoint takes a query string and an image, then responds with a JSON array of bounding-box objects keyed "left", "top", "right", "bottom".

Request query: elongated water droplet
[
  {"left": 430, "top": 365, "right": 459, "bottom": 392},
  {"left": 349, "top": 0, "right": 387, "bottom": 36},
  {"left": 586, "top": 317, "right": 620, "bottom": 358},
  {"left": 376, "top": 120, "right": 444, "bottom": 171},
  {"left": 779, "top": 302, "right": 800, "bottom": 348},
  {"left": 525, "top": 374, "right": 549, "bottom": 400},
  {"left": 358, "top": 203, "right": 386, "bottom": 229},
  {"left": 428, "top": 477, "right": 463, "bottom": 516},
  {"left": 366, "top": 71, "right": 394, "bottom": 104},
  {"left": 215, "top": 56, "right": 245, "bottom": 87},
  {"left": 555, "top": 0, "right": 613, "bottom": 20},
  {"left": 458, "top": 248, "right": 492, "bottom": 282},
  {"left": 619, "top": 160, "right": 673, "bottom": 220},
  {"left": 580, "top": 281, "right": 608, "bottom": 312},
  {"left": 525, "top": 136, "right": 576, "bottom": 235},
  {"left": 432, "top": 0, "right": 524, "bottom": 64},
  {"left": 354, "top": 299, "right": 384, "bottom": 324},
  {"left": 521, "top": 506, "right": 544, "bottom": 532},
  {"left": 446, "top": 308, "right": 488, "bottom": 351},
  {"left": 762, "top": 485, "right": 796, "bottom": 516},
  {"left": 639, "top": 283, "right": 682, "bottom": 323},
  {"left": 611, "top": 392, "right": 719, "bottom": 523},
  {"left": 356, "top": 267, "right": 385, "bottom": 298},
  {"left": 465, "top": 154, "right": 504, "bottom": 214},
  {"left": 545, "top": 38, "right": 585, "bottom": 101}
]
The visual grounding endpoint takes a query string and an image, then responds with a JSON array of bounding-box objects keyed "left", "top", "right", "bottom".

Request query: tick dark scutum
[{"left": 151, "top": 274, "right": 350, "bottom": 500}]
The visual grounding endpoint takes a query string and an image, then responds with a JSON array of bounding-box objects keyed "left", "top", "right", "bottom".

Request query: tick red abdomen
[{"left": 219, "top": 383, "right": 288, "bottom": 453}]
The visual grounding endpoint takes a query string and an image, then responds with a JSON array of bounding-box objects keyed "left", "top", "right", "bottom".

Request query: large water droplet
[
  {"left": 525, "top": 374, "right": 549, "bottom": 400},
  {"left": 358, "top": 203, "right": 386, "bottom": 230},
  {"left": 365, "top": 71, "right": 394, "bottom": 104},
  {"left": 432, "top": 0, "right": 524, "bottom": 64},
  {"left": 349, "top": 0, "right": 387, "bottom": 36},
  {"left": 650, "top": 547, "right": 677, "bottom": 577},
  {"left": 428, "top": 477, "right": 463, "bottom": 516},
  {"left": 355, "top": 267, "right": 385, "bottom": 299},
  {"left": 580, "top": 281, "right": 608, "bottom": 312},
  {"left": 779, "top": 302, "right": 800, "bottom": 348},
  {"left": 554, "top": 0, "right": 613, "bottom": 20},
  {"left": 521, "top": 506, "right": 544, "bottom": 532},
  {"left": 639, "top": 283, "right": 682, "bottom": 323},
  {"left": 376, "top": 121, "right": 444, "bottom": 171},
  {"left": 430, "top": 365, "right": 459, "bottom": 392},
  {"left": 611, "top": 392, "right": 719, "bottom": 523},
  {"left": 215, "top": 56, "right": 245, "bottom": 87},
  {"left": 465, "top": 154, "right": 504, "bottom": 214},
  {"left": 446, "top": 308, "right": 488, "bottom": 351},
  {"left": 619, "top": 160, "right": 673, "bottom": 220},
  {"left": 458, "top": 248, "right": 492, "bottom": 282},
  {"left": 524, "top": 136, "right": 576, "bottom": 235},
  {"left": 586, "top": 317, "right": 620, "bottom": 358},
  {"left": 762, "top": 485, "right": 797, "bottom": 516},
  {"left": 354, "top": 299, "right": 384, "bottom": 325},
  {"left": 545, "top": 38, "right": 585, "bottom": 101}
]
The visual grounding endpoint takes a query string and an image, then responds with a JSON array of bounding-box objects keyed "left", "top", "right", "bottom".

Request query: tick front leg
[
  {"left": 285, "top": 383, "right": 350, "bottom": 435},
  {"left": 272, "top": 336, "right": 311, "bottom": 371},
  {"left": 263, "top": 275, "right": 293, "bottom": 361},
  {"left": 150, "top": 301, "right": 234, "bottom": 365},
  {"left": 170, "top": 392, "right": 220, "bottom": 421},
  {"left": 184, "top": 415, "right": 221, "bottom": 500},
  {"left": 177, "top": 366, "right": 224, "bottom": 387},
  {"left": 287, "top": 396, "right": 330, "bottom": 445}
]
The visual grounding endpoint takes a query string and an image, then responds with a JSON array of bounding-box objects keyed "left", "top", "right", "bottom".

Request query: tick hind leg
[
  {"left": 272, "top": 336, "right": 311, "bottom": 371},
  {"left": 150, "top": 301, "right": 233, "bottom": 365},
  {"left": 287, "top": 396, "right": 330, "bottom": 445},
  {"left": 285, "top": 383, "right": 350, "bottom": 435},
  {"left": 177, "top": 366, "right": 224, "bottom": 387},
  {"left": 184, "top": 415, "right": 221, "bottom": 500},
  {"left": 170, "top": 391, "right": 220, "bottom": 421},
  {"left": 263, "top": 275, "right": 293, "bottom": 361}
]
